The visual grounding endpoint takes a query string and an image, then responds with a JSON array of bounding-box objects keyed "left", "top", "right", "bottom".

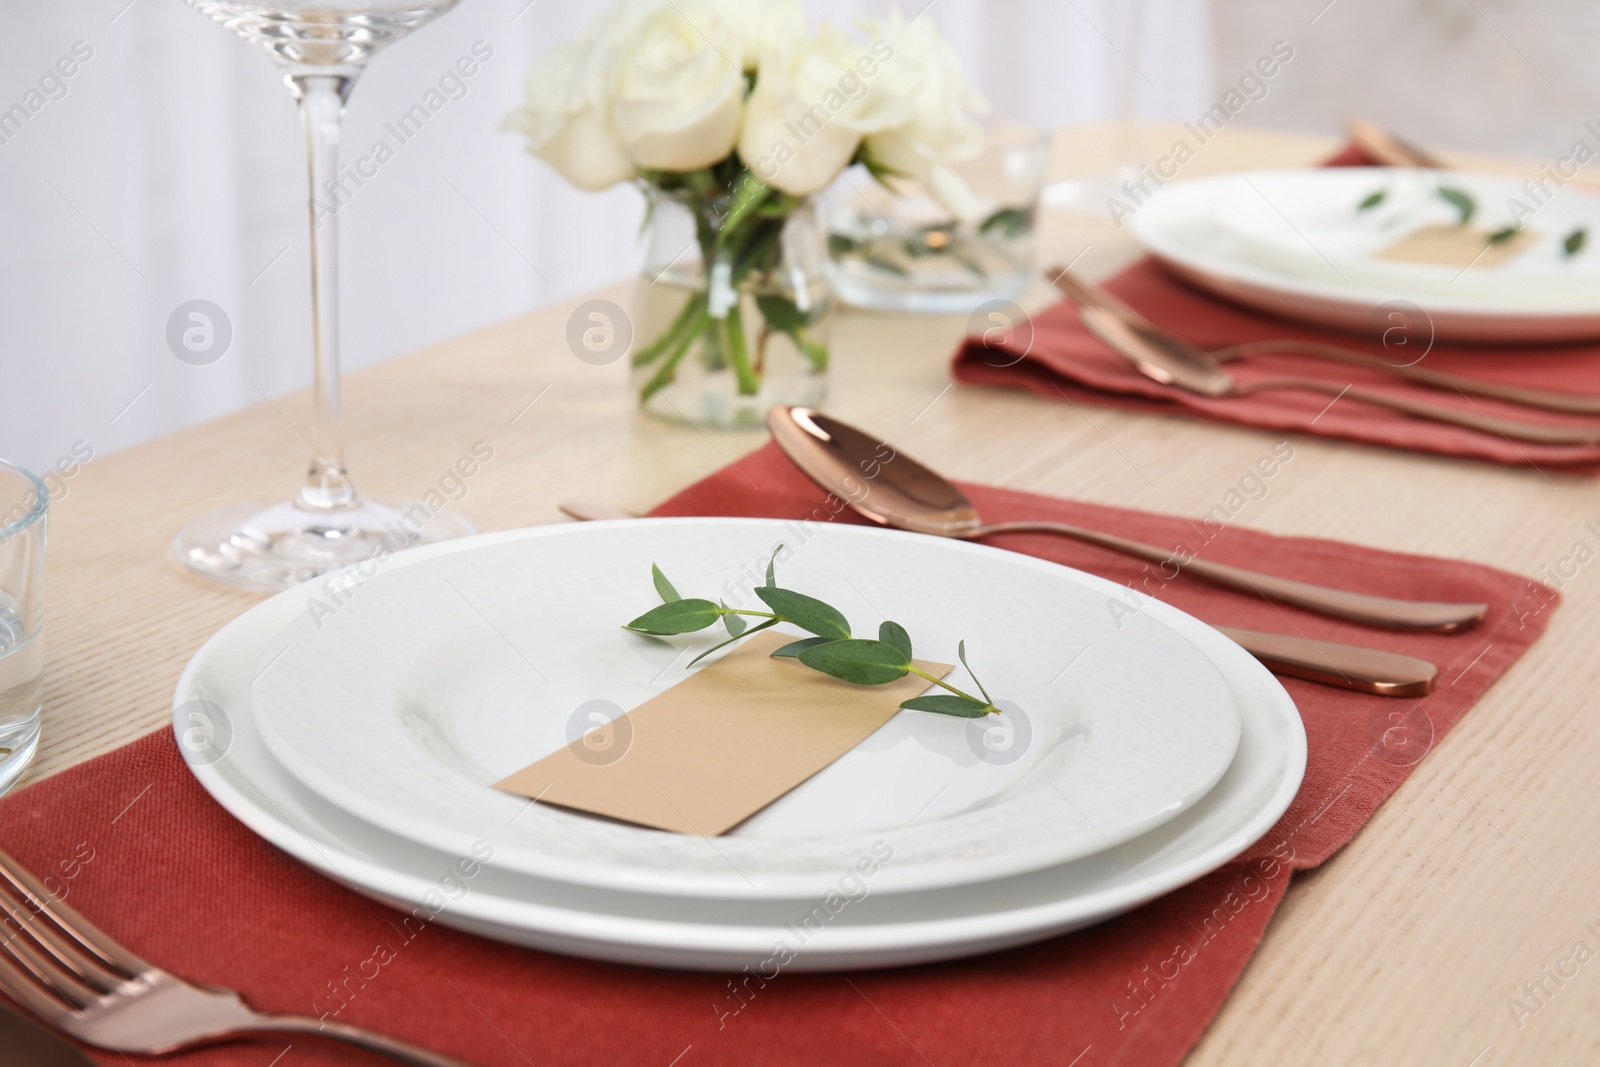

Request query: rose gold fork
[{"left": 0, "top": 849, "right": 474, "bottom": 1067}]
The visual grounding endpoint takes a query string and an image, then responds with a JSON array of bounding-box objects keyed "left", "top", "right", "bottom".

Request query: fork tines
[{"left": 0, "top": 849, "right": 144, "bottom": 1015}]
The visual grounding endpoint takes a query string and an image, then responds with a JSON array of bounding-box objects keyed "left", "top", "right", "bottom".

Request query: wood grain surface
[{"left": 27, "top": 125, "right": 1600, "bottom": 1065}]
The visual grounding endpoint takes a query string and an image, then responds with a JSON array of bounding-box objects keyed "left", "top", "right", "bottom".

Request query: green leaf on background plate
[
  {"left": 625, "top": 599, "right": 721, "bottom": 635},
  {"left": 1565, "top": 227, "right": 1587, "bottom": 257},
  {"left": 651, "top": 563, "right": 681, "bottom": 603},
  {"left": 1357, "top": 189, "right": 1386, "bottom": 211},
  {"left": 797, "top": 639, "right": 909, "bottom": 685},
  {"left": 756, "top": 587, "right": 851, "bottom": 639},
  {"left": 688, "top": 618, "right": 776, "bottom": 667},
  {"left": 899, "top": 694, "right": 992, "bottom": 717},
  {"left": 958, "top": 639, "right": 992, "bottom": 703},
  {"left": 1436, "top": 186, "right": 1475, "bottom": 225},
  {"left": 879, "top": 621, "right": 913, "bottom": 661},
  {"left": 770, "top": 636, "right": 834, "bottom": 659}
]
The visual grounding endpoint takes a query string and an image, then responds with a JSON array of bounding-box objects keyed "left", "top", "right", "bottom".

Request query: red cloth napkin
[
  {"left": 0, "top": 444, "right": 1554, "bottom": 1067},
  {"left": 954, "top": 152, "right": 1600, "bottom": 471}
]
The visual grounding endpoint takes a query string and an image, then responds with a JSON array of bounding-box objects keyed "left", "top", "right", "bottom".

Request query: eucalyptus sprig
[{"left": 623, "top": 548, "right": 1001, "bottom": 718}]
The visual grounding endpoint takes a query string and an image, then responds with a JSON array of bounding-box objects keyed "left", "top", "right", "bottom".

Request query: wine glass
[{"left": 173, "top": 1, "right": 474, "bottom": 591}]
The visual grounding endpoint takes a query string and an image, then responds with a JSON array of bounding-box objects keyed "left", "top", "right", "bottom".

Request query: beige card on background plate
[{"left": 495, "top": 630, "right": 952, "bottom": 836}]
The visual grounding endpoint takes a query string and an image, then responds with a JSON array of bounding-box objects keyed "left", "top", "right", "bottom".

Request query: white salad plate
[
  {"left": 174, "top": 522, "right": 1306, "bottom": 971},
  {"left": 1128, "top": 168, "right": 1600, "bottom": 343},
  {"left": 248, "top": 520, "right": 1242, "bottom": 899}
]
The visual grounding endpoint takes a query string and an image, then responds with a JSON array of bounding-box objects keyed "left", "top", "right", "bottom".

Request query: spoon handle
[
  {"left": 972, "top": 520, "right": 1486, "bottom": 632},
  {"left": 1215, "top": 626, "right": 1435, "bottom": 696},
  {"left": 1239, "top": 376, "right": 1600, "bottom": 446}
]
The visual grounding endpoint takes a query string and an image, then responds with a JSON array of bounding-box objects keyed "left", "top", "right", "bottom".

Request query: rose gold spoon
[{"left": 765, "top": 406, "right": 1481, "bottom": 646}]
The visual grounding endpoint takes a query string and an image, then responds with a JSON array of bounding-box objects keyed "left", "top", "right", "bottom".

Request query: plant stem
[
  {"left": 632, "top": 291, "right": 706, "bottom": 368},
  {"left": 640, "top": 303, "right": 710, "bottom": 401},
  {"left": 721, "top": 302, "right": 761, "bottom": 395},
  {"left": 907, "top": 665, "right": 998, "bottom": 713}
]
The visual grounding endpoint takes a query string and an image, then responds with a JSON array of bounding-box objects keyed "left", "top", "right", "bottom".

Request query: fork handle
[
  {"left": 1240, "top": 376, "right": 1600, "bottom": 446},
  {"left": 971, "top": 520, "right": 1486, "bottom": 632},
  {"left": 1224, "top": 340, "right": 1600, "bottom": 416},
  {"left": 247, "top": 1016, "right": 479, "bottom": 1067}
]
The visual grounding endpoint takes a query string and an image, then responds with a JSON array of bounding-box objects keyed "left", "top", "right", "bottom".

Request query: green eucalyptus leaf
[
  {"left": 624, "top": 598, "right": 721, "bottom": 635},
  {"left": 957, "top": 639, "right": 992, "bottom": 704},
  {"left": 899, "top": 694, "right": 993, "bottom": 717},
  {"left": 688, "top": 617, "right": 776, "bottom": 667},
  {"left": 1357, "top": 189, "right": 1386, "bottom": 211},
  {"left": 651, "top": 563, "right": 681, "bottom": 603},
  {"left": 755, "top": 586, "right": 850, "bottom": 639},
  {"left": 1436, "top": 186, "right": 1475, "bottom": 225},
  {"left": 1565, "top": 227, "right": 1587, "bottom": 257},
  {"left": 765, "top": 546, "right": 781, "bottom": 588},
  {"left": 770, "top": 636, "right": 834, "bottom": 659},
  {"left": 978, "top": 206, "right": 1032, "bottom": 237},
  {"left": 1487, "top": 226, "right": 1519, "bottom": 245},
  {"left": 797, "top": 639, "right": 909, "bottom": 685},
  {"left": 828, "top": 233, "right": 863, "bottom": 257},
  {"left": 720, "top": 601, "right": 748, "bottom": 636},
  {"left": 879, "top": 621, "right": 913, "bottom": 661},
  {"left": 755, "top": 293, "right": 812, "bottom": 334},
  {"left": 863, "top": 252, "right": 910, "bottom": 277}
]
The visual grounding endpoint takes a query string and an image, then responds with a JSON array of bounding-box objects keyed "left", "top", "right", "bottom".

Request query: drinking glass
[
  {"left": 173, "top": 1, "right": 474, "bottom": 591},
  {"left": 0, "top": 461, "right": 47, "bottom": 795},
  {"left": 822, "top": 122, "right": 1050, "bottom": 314}
]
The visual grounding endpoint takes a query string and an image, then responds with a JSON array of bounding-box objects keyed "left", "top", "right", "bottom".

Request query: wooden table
[{"left": 33, "top": 125, "right": 1600, "bottom": 1065}]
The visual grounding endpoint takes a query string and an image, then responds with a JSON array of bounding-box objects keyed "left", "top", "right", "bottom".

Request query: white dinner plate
[
  {"left": 173, "top": 533, "right": 1306, "bottom": 971},
  {"left": 249, "top": 520, "right": 1242, "bottom": 899},
  {"left": 1128, "top": 168, "right": 1600, "bottom": 343}
]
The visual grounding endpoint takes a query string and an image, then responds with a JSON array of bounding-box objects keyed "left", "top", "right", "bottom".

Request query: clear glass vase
[{"left": 631, "top": 191, "right": 831, "bottom": 429}]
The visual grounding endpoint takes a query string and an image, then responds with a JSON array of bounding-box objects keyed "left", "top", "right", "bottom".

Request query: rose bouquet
[{"left": 504, "top": 0, "right": 987, "bottom": 426}]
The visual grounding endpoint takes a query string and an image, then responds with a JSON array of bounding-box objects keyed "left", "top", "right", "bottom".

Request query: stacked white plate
[
  {"left": 1127, "top": 168, "right": 1600, "bottom": 343},
  {"left": 174, "top": 519, "right": 1305, "bottom": 971}
]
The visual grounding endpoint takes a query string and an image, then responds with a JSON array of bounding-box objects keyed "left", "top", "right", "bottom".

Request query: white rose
[
  {"left": 857, "top": 8, "right": 989, "bottom": 219},
  {"left": 608, "top": 1, "right": 747, "bottom": 172},
  {"left": 737, "top": 25, "right": 913, "bottom": 197},
  {"left": 501, "top": 26, "right": 634, "bottom": 191},
  {"left": 707, "top": 0, "right": 808, "bottom": 72}
]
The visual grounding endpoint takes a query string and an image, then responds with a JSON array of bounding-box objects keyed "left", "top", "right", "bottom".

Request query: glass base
[
  {"left": 825, "top": 264, "right": 1028, "bottom": 315},
  {"left": 1041, "top": 167, "right": 1145, "bottom": 221},
  {"left": 0, "top": 713, "right": 41, "bottom": 797},
  {"left": 171, "top": 496, "right": 476, "bottom": 593}
]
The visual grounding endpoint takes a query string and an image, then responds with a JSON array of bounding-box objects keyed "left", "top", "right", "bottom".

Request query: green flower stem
[
  {"left": 906, "top": 664, "right": 999, "bottom": 714},
  {"left": 632, "top": 290, "right": 707, "bottom": 369},
  {"left": 640, "top": 302, "right": 710, "bottom": 401},
  {"left": 793, "top": 328, "right": 828, "bottom": 371},
  {"left": 720, "top": 302, "right": 761, "bottom": 396},
  {"left": 716, "top": 607, "right": 996, "bottom": 715}
]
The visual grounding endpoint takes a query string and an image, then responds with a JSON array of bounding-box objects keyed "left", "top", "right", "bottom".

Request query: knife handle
[{"left": 1216, "top": 626, "right": 1437, "bottom": 697}]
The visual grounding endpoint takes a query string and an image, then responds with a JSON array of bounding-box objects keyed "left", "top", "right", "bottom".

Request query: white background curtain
[{"left": 1, "top": 0, "right": 1589, "bottom": 472}]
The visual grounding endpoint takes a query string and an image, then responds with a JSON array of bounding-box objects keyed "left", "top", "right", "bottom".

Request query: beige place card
[
  {"left": 495, "top": 630, "right": 951, "bottom": 836},
  {"left": 1374, "top": 223, "right": 1534, "bottom": 269}
]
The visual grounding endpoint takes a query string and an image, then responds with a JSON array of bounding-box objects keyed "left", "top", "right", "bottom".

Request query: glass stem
[{"left": 288, "top": 72, "right": 359, "bottom": 512}]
